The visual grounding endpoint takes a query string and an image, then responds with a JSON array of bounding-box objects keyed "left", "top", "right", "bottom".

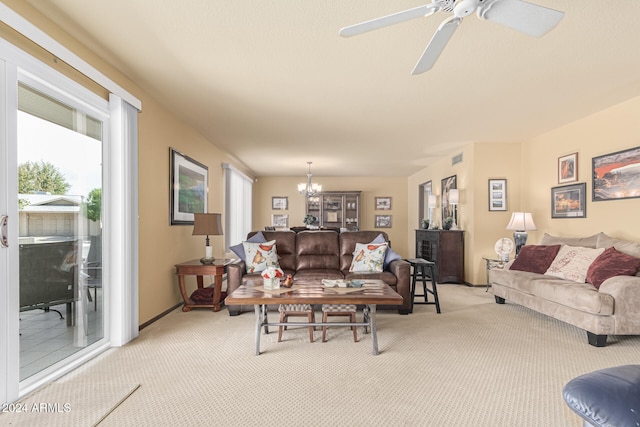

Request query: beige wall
[
  {"left": 253, "top": 176, "right": 409, "bottom": 257},
  {"left": 3, "top": 1, "right": 248, "bottom": 324},
  {"left": 409, "top": 95, "right": 640, "bottom": 285}
]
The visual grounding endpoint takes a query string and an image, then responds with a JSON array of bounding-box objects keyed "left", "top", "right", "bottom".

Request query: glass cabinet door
[{"left": 323, "top": 195, "right": 342, "bottom": 228}]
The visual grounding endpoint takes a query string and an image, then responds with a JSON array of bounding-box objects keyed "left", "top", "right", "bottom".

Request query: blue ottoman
[{"left": 563, "top": 365, "right": 640, "bottom": 426}]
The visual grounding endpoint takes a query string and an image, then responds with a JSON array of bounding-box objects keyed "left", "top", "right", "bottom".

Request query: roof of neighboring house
[{"left": 19, "top": 194, "right": 82, "bottom": 214}]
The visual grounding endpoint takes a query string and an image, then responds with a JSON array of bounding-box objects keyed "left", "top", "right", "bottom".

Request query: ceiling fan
[{"left": 339, "top": 0, "right": 565, "bottom": 74}]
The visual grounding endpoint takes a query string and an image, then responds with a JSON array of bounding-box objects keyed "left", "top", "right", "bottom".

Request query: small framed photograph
[
  {"left": 170, "top": 148, "right": 208, "bottom": 225},
  {"left": 551, "top": 183, "right": 586, "bottom": 218},
  {"left": 375, "top": 214, "right": 392, "bottom": 228},
  {"left": 375, "top": 196, "right": 392, "bottom": 210},
  {"left": 271, "top": 196, "right": 288, "bottom": 210},
  {"left": 271, "top": 214, "right": 289, "bottom": 229},
  {"left": 593, "top": 146, "right": 640, "bottom": 201},
  {"left": 488, "top": 179, "right": 507, "bottom": 211},
  {"left": 558, "top": 152, "right": 578, "bottom": 184}
]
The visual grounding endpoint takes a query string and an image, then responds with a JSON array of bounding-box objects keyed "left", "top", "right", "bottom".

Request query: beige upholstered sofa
[{"left": 490, "top": 233, "right": 640, "bottom": 347}]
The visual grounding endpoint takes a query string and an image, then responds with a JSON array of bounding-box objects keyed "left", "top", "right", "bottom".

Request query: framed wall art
[
  {"left": 488, "top": 179, "right": 507, "bottom": 211},
  {"left": 551, "top": 183, "right": 586, "bottom": 218},
  {"left": 375, "top": 196, "right": 392, "bottom": 210},
  {"left": 441, "top": 175, "right": 457, "bottom": 222},
  {"left": 271, "top": 214, "right": 289, "bottom": 229},
  {"left": 558, "top": 152, "right": 578, "bottom": 184},
  {"left": 375, "top": 214, "right": 392, "bottom": 228},
  {"left": 592, "top": 146, "right": 640, "bottom": 201},
  {"left": 272, "top": 196, "right": 288, "bottom": 210},
  {"left": 170, "top": 148, "right": 208, "bottom": 225}
]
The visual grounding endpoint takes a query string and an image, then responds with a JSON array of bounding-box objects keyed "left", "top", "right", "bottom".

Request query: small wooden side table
[{"left": 175, "top": 259, "right": 235, "bottom": 312}]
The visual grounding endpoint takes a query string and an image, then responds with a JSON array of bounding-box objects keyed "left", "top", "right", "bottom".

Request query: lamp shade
[
  {"left": 192, "top": 213, "right": 223, "bottom": 236},
  {"left": 506, "top": 212, "right": 537, "bottom": 231},
  {"left": 428, "top": 195, "right": 437, "bottom": 208},
  {"left": 449, "top": 189, "right": 459, "bottom": 204}
]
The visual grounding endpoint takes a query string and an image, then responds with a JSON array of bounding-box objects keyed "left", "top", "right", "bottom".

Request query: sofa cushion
[
  {"left": 230, "top": 231, "right": 266, "bottom": 261},
  {"left": 540, "top": 233, "right": 602, "bottom": 249},
  {"left": 532, "top": 279, "right": 614, "bottom": 315},
  {"left": 371, "top": 233, "right": 402, "bottom": 269},
  {"left": 258, "top": 231, "right": 297, "bottom": 271},
  {"left": 349, "top": 242, "right": 388, "bottom": 272},
  {"left": 545, "top": 245, "right": 605, "bottom": 283},
  {"left": 345, "top": 271, "right": 398, "bottom": 286},
  {"left": 586, "top": 247, "right": 640, "bottom": 289},
  {"left": 243, "top": 240, "right": 279, "bottom": 273},
  {"left": 295, "top": 231, "right": 340, "bottom": 271},
  {"left": 509, "top": 245, "right": 561, "bottom": 274},
  {"left": 596, "top": 233, "right": 640, "bottom": 259},
  {"left": 339, "top": 230, "right": 390, "bottom": 272}
]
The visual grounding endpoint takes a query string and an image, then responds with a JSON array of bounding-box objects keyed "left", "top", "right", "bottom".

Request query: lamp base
[
  {"left": 513, "top": 231, "right": 529, "bottom": 257},
  {"left": 200, "top": 257, "right": 216, "bottom": 265}
]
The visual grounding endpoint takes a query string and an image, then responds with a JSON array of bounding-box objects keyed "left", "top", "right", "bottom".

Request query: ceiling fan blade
[
  {"left": 478, "top": 0, "right": 564, "bottom": 37},
  {"left": 339, "top": 4, "right": 439, "bottom": 38},
  {"left": 411, "top": 16, "right": 462, "bottom": 75}
]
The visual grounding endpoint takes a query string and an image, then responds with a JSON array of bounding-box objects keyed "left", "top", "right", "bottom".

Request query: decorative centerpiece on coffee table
[{"left": 261, "top": 266, "right": 284, "bottom": 290}]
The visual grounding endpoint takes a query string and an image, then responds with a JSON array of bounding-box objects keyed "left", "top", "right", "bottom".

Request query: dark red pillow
[
  {"left": 586, "top": 247, "right": 640, "bottom": 289},
  {"left": 510, "top": 245, "right": 561, "bottom": 274}
]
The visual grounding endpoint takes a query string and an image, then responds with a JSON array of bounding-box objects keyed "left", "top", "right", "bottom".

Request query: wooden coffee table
[{"left": 225, "top": 279, "right": 403, "bottom": 355}]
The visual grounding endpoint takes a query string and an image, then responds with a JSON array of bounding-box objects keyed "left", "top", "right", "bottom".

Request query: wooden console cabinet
[{"left": 415, "top": 229, "right": 464, "bottom": 284}]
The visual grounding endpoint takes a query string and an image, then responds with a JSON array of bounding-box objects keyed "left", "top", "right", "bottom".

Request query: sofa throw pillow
[
  {"left": 243, "top": 239, "right": 279, "bottom": 273},
  {"left": 371, "top": 233, "right": 402, "bottom": 269},
  {"left": 596, "top": 233, "right": 640, "bottom": 259},
  {"left": 586, "top": 247, "right": 640, "bottom": 289},
  {"left": 545, "top": 245, "right": 605, "bottom": 283},
  {"left": 349, "top": 242, "right": 388, "bottom": 273},
  {"left": 539, "top": 233, "right": 601, "bottom": 249},
  {"left": 230, "top": 231, "right": 266, "bottom": 261},
  {"left": 509, "top": 245, "right": 561, "bottom": 274}
]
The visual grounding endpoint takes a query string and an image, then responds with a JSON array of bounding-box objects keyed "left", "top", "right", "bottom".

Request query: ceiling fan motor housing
[{"left": 453, "top": 0, "right": 480, "bottom": 18}]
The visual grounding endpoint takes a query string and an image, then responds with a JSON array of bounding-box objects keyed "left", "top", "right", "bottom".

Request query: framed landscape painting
[
  {"left": 551, "top": 183, "right": 586, "bottom": 218},
  {"left": 592, "top": 146, "right": 640, "bottom": 201},
  {"left": 170, "top": 148, "right": 208, "bottom": 225}
]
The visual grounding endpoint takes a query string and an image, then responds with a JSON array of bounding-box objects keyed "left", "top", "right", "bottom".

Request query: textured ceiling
[{"left": 23, "top": 0, "right": 640, "bottom": 177}]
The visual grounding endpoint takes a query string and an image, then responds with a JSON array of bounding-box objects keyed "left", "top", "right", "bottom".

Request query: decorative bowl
[
  {"left": 322, "top": 279, "right": 337, "bottom": 288},
  {"left": 350, "top": 280, "right": 364, "bottom": 288}
]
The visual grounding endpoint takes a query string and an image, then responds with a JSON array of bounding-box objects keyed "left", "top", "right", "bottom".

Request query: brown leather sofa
[{"left": 226, "top": 230, "right": 411, "bottom": 315}]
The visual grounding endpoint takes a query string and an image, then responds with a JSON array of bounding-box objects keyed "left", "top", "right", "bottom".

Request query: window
[{"left": 223, "top": 163, "right": 252, "bottom": 250}]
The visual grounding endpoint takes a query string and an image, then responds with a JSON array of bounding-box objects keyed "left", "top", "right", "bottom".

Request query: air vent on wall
[{"left": 452, "top": 153, "right": 463, "bottom": 166}]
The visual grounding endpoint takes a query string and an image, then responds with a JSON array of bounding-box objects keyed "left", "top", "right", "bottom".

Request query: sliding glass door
[{"left": 17, "top": 81, "right": 106, "bottom": 381}]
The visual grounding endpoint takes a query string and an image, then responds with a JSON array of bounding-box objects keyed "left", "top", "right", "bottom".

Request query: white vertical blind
[
  {"left": 222, "top": 163, "right": 252, "bottom": 250},
  {"left": 109, "top": 94, "right": 139, "bottom": 346}
]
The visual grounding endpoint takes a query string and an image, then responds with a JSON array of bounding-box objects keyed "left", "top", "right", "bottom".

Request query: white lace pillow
[
  {"left": 544, "top": 245, "right": 605, "bottom": 283},
  {"left": 242, "top": 240, "right": 279, "bottom": 273},
  {"left": 349, "top": 242, "right": 388, "bottom": 273}
]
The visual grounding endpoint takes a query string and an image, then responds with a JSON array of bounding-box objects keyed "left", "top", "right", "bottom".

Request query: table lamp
[
  {"left": 192, "top": 213, "right": 223, "bottom": 264},
  {"left": 506, "top": 212, "right": 536, "bottom": 256}
]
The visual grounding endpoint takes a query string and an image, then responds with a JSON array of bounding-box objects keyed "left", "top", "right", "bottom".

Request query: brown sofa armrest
[
  {"left": 226, "top": 260, "right": 246, "bottom": 293},
  {"left": 388, "top": 259, "right": 411, "bottom": 314}
]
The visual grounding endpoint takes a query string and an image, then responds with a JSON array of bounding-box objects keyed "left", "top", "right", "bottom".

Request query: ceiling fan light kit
[{"left": 339, "top": 0, "right": 565, "bottom": 74}]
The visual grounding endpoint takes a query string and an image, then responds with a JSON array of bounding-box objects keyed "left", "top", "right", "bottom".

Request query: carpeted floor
[{"left": 4, "top": 284, "right": 640, "bottom": 426}]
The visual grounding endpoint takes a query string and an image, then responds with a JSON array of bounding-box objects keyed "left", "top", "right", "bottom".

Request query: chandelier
[{"left": 298, "top": 161, "right": 322, "bottom": 197}]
